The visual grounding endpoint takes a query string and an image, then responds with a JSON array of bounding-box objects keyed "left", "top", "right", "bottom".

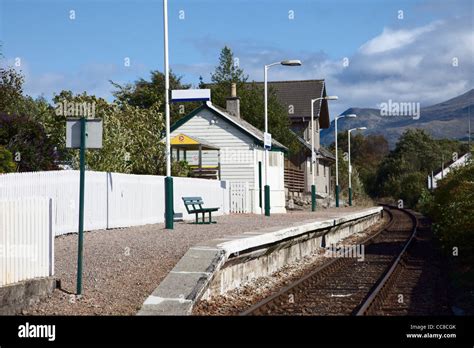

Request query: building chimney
[{"left": 226, "top": 82, "right": 240, "bottom": 118}]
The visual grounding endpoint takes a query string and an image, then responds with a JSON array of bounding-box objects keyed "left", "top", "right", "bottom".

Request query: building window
[
  {"left": 325, "top": 185, "right": 328, "bottom": 193},
  {"left": 324, "top": 165, "right": 326, "bottom": 177},
  {"left": 270, "top": 152, "right": 279, "bottom": 167}
]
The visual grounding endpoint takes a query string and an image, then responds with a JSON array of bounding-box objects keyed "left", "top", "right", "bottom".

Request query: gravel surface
[
  {"left": 24, "top": 207, "right": 364, "bottom": 315},
  {"left": 193, "top": 214, "right": 388, "bottom": 316}
]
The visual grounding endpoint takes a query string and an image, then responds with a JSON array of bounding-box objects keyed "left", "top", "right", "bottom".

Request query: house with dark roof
[
  {"left": 168, "top": 93, "right": 287, "bottom": 214},
  {"left": 261, "top": 79, "right": 336, "bottom": 201}
]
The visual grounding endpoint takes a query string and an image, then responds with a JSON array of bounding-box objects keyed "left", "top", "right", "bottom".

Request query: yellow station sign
[{"left": 171, "top": 133, "right": 199, "bottom": 145}]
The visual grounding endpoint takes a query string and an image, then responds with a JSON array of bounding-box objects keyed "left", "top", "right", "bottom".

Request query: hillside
[{"left": 321, "top": 89, "right": 474, "bottom": 147}]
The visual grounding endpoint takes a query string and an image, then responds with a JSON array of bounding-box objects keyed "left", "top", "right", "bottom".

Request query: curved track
[{"left": 241, "top": 206, "right": 419, "bottom": 316}]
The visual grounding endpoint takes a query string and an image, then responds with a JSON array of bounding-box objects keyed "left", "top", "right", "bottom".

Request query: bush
[
  {"left": 429, "top": 161, "right": 474, "bottom": 264},
  {"left": 57, "top": 93, "right": 166, "bottom": 175},
  {"left": 0, "top": 146, "right": 16, "bottom": 173},
  {"left": 399, "top": 172, "right": 427, "bottom": 208},
  {"left": 0, "top": 113, "right": 58, "bottom": 172},
  {"left": 373, "top": 129, "right": 467, "bottom": 208},
  {"left": 172, "top": 160, "right": 192, "bottom": 177}
]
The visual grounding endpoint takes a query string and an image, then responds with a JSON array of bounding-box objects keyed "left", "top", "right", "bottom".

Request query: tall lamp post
[
  {"left": 264, "top": 59, "right": 301, "bottom": 216},
  {"left": 334, "top": 114, "right": 356, "bottom": 207},
  {"left": 163, "top": 0, "right": 173, "bottom": 229},
  {"left": 347, "top": 127, "right": 367, "bottom": 206},
  {"left": 310, "top": 96, "right": 338, "bottom": 211}
]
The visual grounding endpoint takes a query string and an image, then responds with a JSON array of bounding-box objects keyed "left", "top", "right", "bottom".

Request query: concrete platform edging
[{"left": 137, "top": 207, "right": 383, "bottom": 315}]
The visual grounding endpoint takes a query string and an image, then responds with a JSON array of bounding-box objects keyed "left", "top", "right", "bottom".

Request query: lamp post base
[
  {"left": 348, "top": 187, "right": 352, "bottom": 206},
  {"left": 165, "top": 176, "right": 174, "bottom": 229},
  {"left": 335, "top": 185, "right": 340, "bottom": 207},
  {"left": 311, "top": 184, "right": 316, "bottom": 211},
  {"left": 264, "top": 185, "right": 270, "bottom": 216}
]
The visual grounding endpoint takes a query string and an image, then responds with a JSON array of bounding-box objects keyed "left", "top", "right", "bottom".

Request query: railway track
[
  {"left": 358, "top": 212, "right": 451, "bottom": 315},
  {"left": 241, "top": 206, "right": 422, "bottom": 316}
]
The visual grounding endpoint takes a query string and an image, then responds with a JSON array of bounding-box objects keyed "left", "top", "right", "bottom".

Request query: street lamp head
[
  {"left": 325, "top": 96, "right": 338, "bottom": 100},
  {"left": 349, "top": 127, "right": 367, "bottom": 133},
  {"left": 281, "top": 60, "right": 302, "bottom": 66},
  {"left": 345, "top": 114, "right": 357, "bottom": 118}
]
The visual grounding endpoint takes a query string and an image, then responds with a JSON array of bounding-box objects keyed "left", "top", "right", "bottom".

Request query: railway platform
[
  {"left": 23, "top": 206, "right": 381, "bottom": 315},
  {"left": 138, "top": 206, "right": 383, "bottom": 315}
]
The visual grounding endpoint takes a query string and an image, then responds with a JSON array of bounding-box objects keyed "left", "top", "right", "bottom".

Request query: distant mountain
[{"left": 321, "top": 89, "right": 474, "bottom": 148}]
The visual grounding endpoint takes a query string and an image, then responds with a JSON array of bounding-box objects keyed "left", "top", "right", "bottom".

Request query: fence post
[{"left": 49, "top": 198, "right": 55, "bottom": 277}]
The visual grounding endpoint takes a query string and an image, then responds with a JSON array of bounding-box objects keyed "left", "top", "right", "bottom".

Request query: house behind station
[{"left": 262, "top": 80, "right": 336, "bottom": 202}]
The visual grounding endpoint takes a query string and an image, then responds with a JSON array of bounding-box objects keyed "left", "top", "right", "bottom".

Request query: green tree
[
  {"left": 0, "top": 146, "right": 16, "bottom": 173},
  {"left": 333, "top": 147, "right": 367, "bottom": 204},
  {"left": 0, "top": 64, "right": 54, "bottom": 119},
  {"left": 202, "top": 46, "right": 301, "bottom": 155},
  {"left": 56, "top": 91, "right": 167, "bottom": 175},
  {"left": 428, "top": 161, "right": 474, "bottom": 269},
  {"left": 203, "top": 46, "right": 248, "bottom": 107},
  {"left": 0, "top": 112, "right": 58, "bottom": 172},
  {"left": 0, "top": 66, "right": 24, "bottom": 114},
  {"left": 332, "top": 133, "right": 389, "bottom": 197},
  {"left": 111, "top": 70, "right": 200, "bottom": 124},
  {"left": 373, "top": 129, "right": 467, "bottom": 207}
]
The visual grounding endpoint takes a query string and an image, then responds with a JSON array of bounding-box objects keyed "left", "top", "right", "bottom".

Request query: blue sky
[{"left": 1, "top": 0, "right": 473, "bottom": 116}]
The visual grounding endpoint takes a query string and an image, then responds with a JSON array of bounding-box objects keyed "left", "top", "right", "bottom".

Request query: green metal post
[
  {"left": 311, "top": 184, "right": 316, "bottom": 211},
  {"left": 258, "top": 161, "right": 262, "bottom": 208},
  {"left": 264, "top": 185, "right": 270, "bottom": 216},
  {"left": 348, "top": 187, "right": 352, "bottom": 206},
  {"left": 165, "top": 176, "right": 174, "bottom": 229},
  {"left": 335, "top": 185, "right": 340, "bottom": 207},
  {"left": 76, "top": 117, "right": 86, "bottom": 295}
]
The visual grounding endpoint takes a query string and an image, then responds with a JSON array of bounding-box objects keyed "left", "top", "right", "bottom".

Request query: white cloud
[
  {"left": 218, "top": 16, "right": 474, "bottom": 117},
  {"left": 8, "top": 7, "right": 472, "bottom": 119},
  {"left": 359, "top": 22, "right": 440, "bottom": 55}
]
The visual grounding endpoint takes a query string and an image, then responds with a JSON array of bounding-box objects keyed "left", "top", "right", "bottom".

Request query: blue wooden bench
[{"left": 182, "top": 196, "right": 219, "bottom": 224}]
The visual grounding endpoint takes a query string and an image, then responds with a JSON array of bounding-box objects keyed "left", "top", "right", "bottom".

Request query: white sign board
[
  {"left": 264, "top": 132, "right": 272, "bottom": 150},
  {"left": 66, "top": 118, "right": 103, "bottom": 149},
  {"left": 171, "top": 89, "right": 211, "bottom": 102}
]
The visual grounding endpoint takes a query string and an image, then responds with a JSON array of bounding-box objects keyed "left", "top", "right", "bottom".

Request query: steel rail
[
  {"left": 355, "top": 208, "right": 418, "bottom": 315},
  {"left": 240, "top": 206, "right": 399, "bottom": 316}
]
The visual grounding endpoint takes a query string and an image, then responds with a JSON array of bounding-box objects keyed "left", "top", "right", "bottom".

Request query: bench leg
[
  {"left": 195, "top": 213, "right": 198, "bottom": 224},
  {"left": 209, "top": 211, "right": 217, "bottom": 224}
]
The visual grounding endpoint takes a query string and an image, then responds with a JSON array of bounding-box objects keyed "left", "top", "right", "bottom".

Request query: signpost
[
  {"left": 165, "top": 88, "right": 212, "bottom": 227},
  {"left": 66, "top": 117, "right": 103, "bottom": 295}
]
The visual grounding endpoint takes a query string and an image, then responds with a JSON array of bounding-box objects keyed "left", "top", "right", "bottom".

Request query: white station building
[{"left": 169, "top": 87, "right": 287, "bottom": 214}]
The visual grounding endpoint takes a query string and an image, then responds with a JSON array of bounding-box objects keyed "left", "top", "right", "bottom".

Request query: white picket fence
[
  {"left": 229, "top": 181, "right": 251, "bottom": 213},
  {"left": 0, "top": 197, "right": 54, "bottom": 286},
  {"left": 0, "top": 171, "right": 229, "bottom": 235}
]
